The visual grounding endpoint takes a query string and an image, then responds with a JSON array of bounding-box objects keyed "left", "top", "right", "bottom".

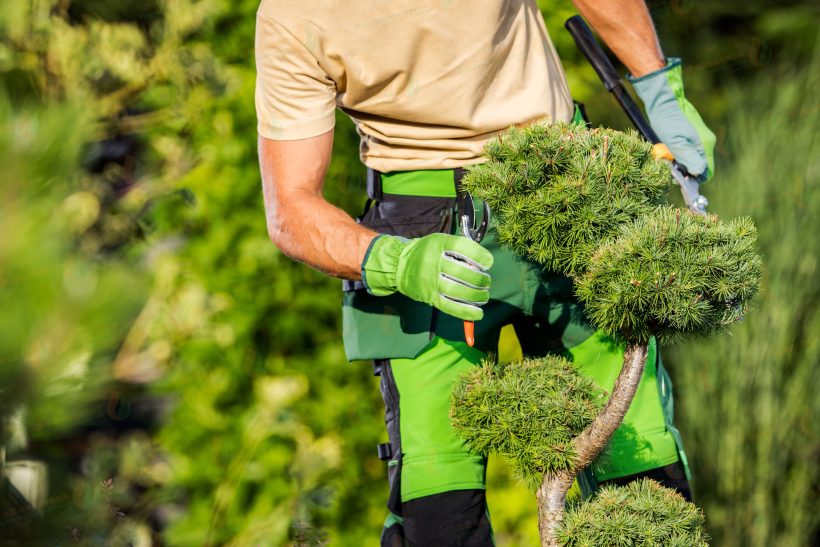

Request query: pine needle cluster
[
  {"left": 463, "top": 123, "right": 761, "bottom": 341},
  {"left": 454, "top": 123, "right": 760, "bottom": 545},
  {"left": 462, "top": 122, "right": 671, "bottom": 276},
  {"left": 450, "top": 356, "right": 605, "bottom": 490},
  {"left": 577, "top": 207, "right": 762, "bottom": 343},
  {"left": 556, "top": 479, "right": 709, "bottom": 546}
]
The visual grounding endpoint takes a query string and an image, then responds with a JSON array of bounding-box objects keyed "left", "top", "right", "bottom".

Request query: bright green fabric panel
[
  {"left": 568, "top": 333, "right": 680, "bottom": 480},
  {"left": 390, "top": 336, "right": 488, "bottom": 501},
  {"left": 381, "top": 169, "right": 458, "bottom": 197},
  {"left": 570, "top": 103, "right": 586, "bottom": 126},
  {"left": 656, "top": 353, "right": 692, "bottom": 480}
]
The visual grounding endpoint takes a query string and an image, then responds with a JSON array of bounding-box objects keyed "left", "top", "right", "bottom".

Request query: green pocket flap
[{"left": 342, "top": 289, "right": 435, "bottom": 361}]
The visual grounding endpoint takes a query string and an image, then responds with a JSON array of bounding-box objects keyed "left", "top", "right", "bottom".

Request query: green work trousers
[{"left": 341, "top": 171, "right": 689, "bottom": 544}]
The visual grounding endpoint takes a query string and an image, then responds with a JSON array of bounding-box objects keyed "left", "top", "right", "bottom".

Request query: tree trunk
[
  {"left": 535, "top": 341, "right": 649, "bottom": 546},
  {"left": 536, "top": 469, "right": 576, "bottom": 546}
]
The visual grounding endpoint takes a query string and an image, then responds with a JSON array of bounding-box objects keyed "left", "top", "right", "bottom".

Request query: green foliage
[
  {"left": 451, "top": 357, "right": 604, "bottom": 489},
  {"left": 0, "top": 90, "right": 150, "bottom": 544},
  {"left": 462, "top": 123, "right": 671, "bottom": 276},
  {"left": 3, "top": 2, "right": 383, "bottom": 544},
  {"left": 464, "top": 123, "right": 761, "bottom": 342},
  {"left": 557, "top": 479, "right": 709, "bottom": 547},
  {"left": 577, "top": 207, "right": 762, "bottom": 343},
  {"left": 1, "top": 1, "right": 813, "bottom": 545},
  {"left": 0, "top": 94, "right": 147, "bottom": 436},
  {"left": 669, "top": 55, "right": 820, "bottom": 547}
]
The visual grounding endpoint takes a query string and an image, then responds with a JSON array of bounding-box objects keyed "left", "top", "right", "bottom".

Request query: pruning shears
[
  {"left": 458, "top": 191, "right": 490, "bottom": 347},
  {"left": 565, "top": 15, "right": 709, "bottom": 216}
]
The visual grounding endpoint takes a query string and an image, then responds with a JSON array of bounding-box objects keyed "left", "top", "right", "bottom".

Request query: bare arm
[
  {"left": 259, "top": 130, "right": 378, "bottom": 280},
  {"left": 571, "top": 0, "right": 665, "bottom": 77}
]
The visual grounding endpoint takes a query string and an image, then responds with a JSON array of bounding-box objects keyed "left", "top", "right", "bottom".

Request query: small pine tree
[
  {"left": 453, "top": 123, "right": 761, "bottom": 546},
  {"left": 577, "top": 207, "right": 761, "bottom": 344}
]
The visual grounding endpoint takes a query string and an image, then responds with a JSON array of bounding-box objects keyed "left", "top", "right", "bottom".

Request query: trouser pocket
[{"left": 341, "top": 194, "right": 456, "bottom": 361}]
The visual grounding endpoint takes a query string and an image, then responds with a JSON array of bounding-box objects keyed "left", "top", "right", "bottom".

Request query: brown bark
[
  {"left": 535, "top": 342, "right": 649, "bottom": 546},
  {"left": 536, "top": 470, "right": 576, "bottom": 546}
]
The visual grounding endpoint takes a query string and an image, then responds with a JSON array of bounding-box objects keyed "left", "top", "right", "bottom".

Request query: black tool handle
[{"left": 564, "top": 15, "right": 661, "bottom": 145}]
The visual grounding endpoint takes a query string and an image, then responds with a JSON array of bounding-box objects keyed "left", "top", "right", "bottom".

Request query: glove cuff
[
  {"left": 627, "top": 57, "right": 682, "bottom": 86},
  {"left": 360, "top": 234, "right": 406, "bottom": 296},
  {"left": 628, "top": 58, "right": 685, "bottom": 108}
]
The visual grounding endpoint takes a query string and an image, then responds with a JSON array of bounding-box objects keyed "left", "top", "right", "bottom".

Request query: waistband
[{"left": 367, "top": 167, "right": 463, "bottom": 199}]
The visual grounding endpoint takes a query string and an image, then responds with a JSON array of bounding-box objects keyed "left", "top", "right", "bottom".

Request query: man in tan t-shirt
[{"left": 256, "top": 1, "right": 715, "bottom": 544}]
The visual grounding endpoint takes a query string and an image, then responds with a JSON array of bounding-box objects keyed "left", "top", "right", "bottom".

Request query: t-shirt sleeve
[{"left": 255, "top": 14, "right": 336, "bottom": 140}]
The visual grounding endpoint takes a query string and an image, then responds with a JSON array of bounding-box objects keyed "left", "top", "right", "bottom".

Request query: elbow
[
  {"left": 265, "top": 204, "right": 302, "bottom": 262},
  {"left": 263, "top": 191, "right": 286, "bottom": 245},
  {"left": 265, "top": 211, "right": 289, "bottom": 251}
]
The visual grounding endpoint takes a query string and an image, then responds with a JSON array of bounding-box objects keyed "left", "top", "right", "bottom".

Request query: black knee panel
[
  {"left": 401, "top": 489, "right": 493, "bottom": 547},
  {"left": 601, "top": 462, "right": 693, "bottom": 502},
  {"left": 380, "top": 520, "right": 406, "bottom": 547}
]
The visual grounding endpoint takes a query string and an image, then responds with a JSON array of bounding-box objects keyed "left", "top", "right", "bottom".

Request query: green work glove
[
  {"left": 361, "top": 233, "right": 494, "bottom": 321},
  {"left": 628, "top": 58, "right": 717, "bottom": 181}
]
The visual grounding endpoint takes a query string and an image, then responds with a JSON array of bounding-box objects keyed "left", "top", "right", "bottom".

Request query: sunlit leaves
[{"left": 577, "top": 208, "right": 762, "bottom": 343}]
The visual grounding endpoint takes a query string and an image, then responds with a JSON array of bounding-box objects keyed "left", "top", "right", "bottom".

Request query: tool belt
[
  {"left": 341, "top": 103, "right": 588, "bottom": 361},
  {"left": 341, "top": 168, "right": 466, "bottom": 361}
]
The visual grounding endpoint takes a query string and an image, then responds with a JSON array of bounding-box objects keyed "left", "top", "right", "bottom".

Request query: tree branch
[
  {"left": 573, "top": 342, "right": 649, "bottom": 468},
  {"left": 535, "top": 341, "right": 649, "bottom": 546}
]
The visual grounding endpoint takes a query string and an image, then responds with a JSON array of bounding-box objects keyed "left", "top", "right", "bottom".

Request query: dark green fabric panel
[{"left": 341, "top": 290, "right": 434, "bottom": 361}]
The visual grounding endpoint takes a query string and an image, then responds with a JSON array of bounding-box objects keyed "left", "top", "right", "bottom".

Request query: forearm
[
  {"left": 259, "top": 132, "right": 377, "bottom": 280},
  {"left": 266, "top": 189, "right": 377, "bottom": 280},
  {"left": 571, "top": 0, "right": 665, "bottom": 77}
]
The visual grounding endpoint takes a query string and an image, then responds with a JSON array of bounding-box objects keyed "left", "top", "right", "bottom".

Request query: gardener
[{"left": 255, "top": 1, "right": 715, "bottom": 544}]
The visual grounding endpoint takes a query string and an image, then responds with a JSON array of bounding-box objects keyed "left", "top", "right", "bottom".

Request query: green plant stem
[{"left": 535, "top": 342, "right": 649, "bottom": 546}]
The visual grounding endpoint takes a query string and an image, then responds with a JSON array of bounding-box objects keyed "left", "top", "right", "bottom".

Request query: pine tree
[{"left": 453, "top": 122, "right": 762, "bottom": 546}]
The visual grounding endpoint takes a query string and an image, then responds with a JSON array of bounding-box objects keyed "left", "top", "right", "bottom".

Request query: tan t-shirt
[{"left": 255, "top": 0, "right": 573, "bottom": 173}]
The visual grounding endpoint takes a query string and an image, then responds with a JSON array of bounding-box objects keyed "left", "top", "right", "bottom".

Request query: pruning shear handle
[
  {"left": 458, "top": 191, "right": 490, "bottom": 347},
  {"left": 565, "top": 15, "right": 709, "bottom": 216}
]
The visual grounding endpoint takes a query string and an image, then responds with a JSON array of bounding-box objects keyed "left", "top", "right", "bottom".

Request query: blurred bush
[
  {"left": 667, "top": 51, "right": 819, "bottom": 547},
  {"left": 0, "top": 77, "right": 150, "bottom": 544},
  {"left": 2, "top": 1, "right": 384, "bottom": 545}
]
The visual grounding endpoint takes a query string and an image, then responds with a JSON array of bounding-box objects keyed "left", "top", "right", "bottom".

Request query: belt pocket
[
  {"left": 342, "top": 194, "right": 455, "bottom": 361},
  {"left": 360, "top": 194, "right": 455, "bottom": 238}
]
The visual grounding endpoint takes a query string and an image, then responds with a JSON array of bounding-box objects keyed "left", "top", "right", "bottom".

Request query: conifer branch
[
  {"left": 535, "top": 342, "right": 649, "bottom": 545},
  {"left": 572, "top": 342, "right": 648, "bottom": 469},
  {"left": 452, "top": 123, "right": 760, "bottom": 546}
]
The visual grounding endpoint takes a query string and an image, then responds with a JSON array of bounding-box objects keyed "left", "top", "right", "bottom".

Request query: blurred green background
[{"left": 0, "top": 1, "right": 817, "bottom": 545}]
